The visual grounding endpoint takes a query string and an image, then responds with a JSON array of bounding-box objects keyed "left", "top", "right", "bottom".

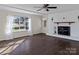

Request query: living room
[{"left": 0, "top": 4, "right": 79, "bottom": 55}]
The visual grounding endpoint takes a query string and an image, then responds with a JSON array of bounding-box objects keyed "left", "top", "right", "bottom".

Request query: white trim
[{"left": 46, "top": 33, "right": 79, "bottom": 41}]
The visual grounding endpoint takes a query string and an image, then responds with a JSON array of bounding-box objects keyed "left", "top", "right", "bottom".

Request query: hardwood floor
[{"left": 1, "top": 33, "right": 79, "bottom": 55}]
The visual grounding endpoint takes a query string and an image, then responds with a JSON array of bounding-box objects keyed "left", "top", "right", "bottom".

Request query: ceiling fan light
[{"left": 46, "top": 9, "right": 49, "bottom": 11}]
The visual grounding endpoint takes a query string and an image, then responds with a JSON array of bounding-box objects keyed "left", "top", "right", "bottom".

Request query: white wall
[
  {"left": 0, "top": 10, "right": 42, "bottom": 41},
  {"left": 46, "top": 10, "right": 79, "bottom": 41},
  {"left": 31, "top": 15, "right": 42, "bottom": 34},
  {"left": 41, "top": 15, "right": 48, "bottom": 34}
]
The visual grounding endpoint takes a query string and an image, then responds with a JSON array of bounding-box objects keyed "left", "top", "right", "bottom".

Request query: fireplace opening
[{"left": 58, "top": 26, "right": 70, "bottom": 36}]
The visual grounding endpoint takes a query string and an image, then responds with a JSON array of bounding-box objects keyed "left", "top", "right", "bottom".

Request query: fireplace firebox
[{"left": 58, "top": 26, "right": 70, "bottom": 36}]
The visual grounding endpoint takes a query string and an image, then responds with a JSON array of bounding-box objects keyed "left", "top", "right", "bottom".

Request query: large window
[
  {"left": 5, "top": 16, "right": 31, "bottom": 35},
  {"left": 13, "top": 16, "right": 30, "bottom": 32}
]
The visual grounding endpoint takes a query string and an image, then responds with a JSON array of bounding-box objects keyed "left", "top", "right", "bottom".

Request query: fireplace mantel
[{"left": 54, "top": 21, "right": 75, "bottom": 25}]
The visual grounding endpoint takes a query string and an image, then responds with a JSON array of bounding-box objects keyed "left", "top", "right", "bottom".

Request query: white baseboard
[{"left": 46, "top": 33, "right": 79, "bottom": 41}]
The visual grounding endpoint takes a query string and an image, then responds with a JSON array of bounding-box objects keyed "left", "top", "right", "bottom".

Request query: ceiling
[{"left": 1, "top": 4, "right": 79, "bottom": 15}]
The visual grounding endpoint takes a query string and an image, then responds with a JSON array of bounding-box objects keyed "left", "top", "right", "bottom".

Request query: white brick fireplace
[{"left": 46, "top": 10, "right": 79, "bottom": 41}]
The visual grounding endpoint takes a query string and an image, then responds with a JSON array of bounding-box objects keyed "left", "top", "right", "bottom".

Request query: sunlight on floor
[{"left": 0, "top": 39, "right": 25, "bottom": 55}]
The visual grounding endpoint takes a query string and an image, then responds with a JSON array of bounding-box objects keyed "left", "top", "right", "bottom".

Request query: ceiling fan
[{"left": 37, "top": 4, "right": 57, "bottom": 11}]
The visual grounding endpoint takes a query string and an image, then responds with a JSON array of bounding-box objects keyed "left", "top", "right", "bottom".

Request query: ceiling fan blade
[
  {"left": 34, "top": 6, "right": 42, "bottom": 8},
  {"left": 36, "top": 4, "right": 49, "bottom": 11},
  {"left": 43, "top": 4, "right": 49, "bottom": 8},
  {"left": 47, "top": 7, "right": 57, "bottom": 9},
  {"left": 37, "top": 8, "right": 43, "bottom": 11}
]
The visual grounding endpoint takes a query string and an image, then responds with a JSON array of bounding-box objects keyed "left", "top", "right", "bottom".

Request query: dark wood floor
[{"left": 1, "top": 33, "right": 79, "bottom": 55}]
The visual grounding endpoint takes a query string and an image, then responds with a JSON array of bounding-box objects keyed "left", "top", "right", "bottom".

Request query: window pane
[
  {"left": 20, "top": 26, "right": 25, "bottom": 29},
  {"left": 14, "top": 18, "right": 19, "bottom": 24},
  {"left": 13, "top": 27, "right": 19, "bottom": 30},
  {"left": 19, "top": 17, "right": 24, "bottom": 24}
]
